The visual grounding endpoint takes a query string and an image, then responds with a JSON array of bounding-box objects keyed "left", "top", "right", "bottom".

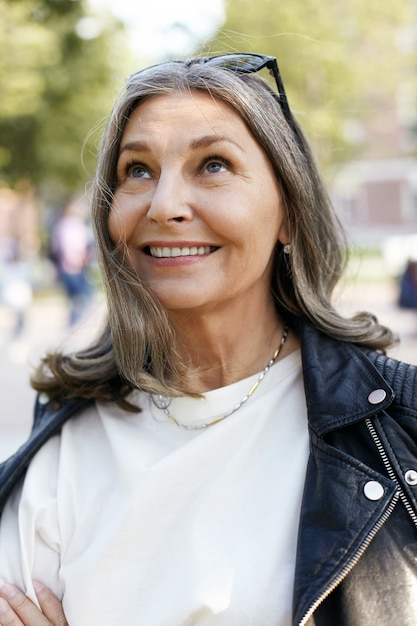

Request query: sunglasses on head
[{"left": 126, "top": 53, "right": 298, "bottom": 137}]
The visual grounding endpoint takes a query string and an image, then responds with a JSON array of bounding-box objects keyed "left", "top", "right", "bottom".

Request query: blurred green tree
[
  {"left": 0, "top": 0, "right": 130, "bottom": 203},
  {"left": 206, "top": 0, "right": 415, "bottom": 171}
]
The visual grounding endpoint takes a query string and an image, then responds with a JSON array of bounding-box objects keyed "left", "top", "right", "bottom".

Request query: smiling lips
[{"left": 148, "top": 245, "right": 217, "bottom": 258}]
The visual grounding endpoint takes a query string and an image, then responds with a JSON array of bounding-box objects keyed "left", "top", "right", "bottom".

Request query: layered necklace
[{"left": 151, "top": 322, "right": 289, "bottom": 431}]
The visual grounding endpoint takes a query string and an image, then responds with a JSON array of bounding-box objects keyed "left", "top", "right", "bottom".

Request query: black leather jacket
[
  {"left": 1, "top": 321, "right": 417, "bottom": 625},
  {"left": 296, "top": 322, "right": 417, "bottom": 625}
]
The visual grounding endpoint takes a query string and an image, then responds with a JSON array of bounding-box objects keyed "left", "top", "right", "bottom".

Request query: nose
[{"left": 146, "top": 171, "right": 193, "bottom": 224}]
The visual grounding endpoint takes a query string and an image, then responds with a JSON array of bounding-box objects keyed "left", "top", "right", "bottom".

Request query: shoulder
[
  {"left": 0, "top": 396, "right": 95, "bottom": 514},
  {"left": 365, "top": 350, "right": 417, "bottom": 411},
  {"left": 297, "top": 319, "right": 417, "bottom": 432},
  {"left": 33, "top": 394, "right": 94, "bottom": 430},
  {"left": 298, "top": 317, "right": 417, "bottom": 402}
]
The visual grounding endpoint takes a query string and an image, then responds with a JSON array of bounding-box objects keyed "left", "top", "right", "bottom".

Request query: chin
[{"left": 148, "top": 284, "right": 214, "bottom": 312}]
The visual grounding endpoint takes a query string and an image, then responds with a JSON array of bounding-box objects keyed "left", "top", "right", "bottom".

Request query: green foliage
[
  {"left": 0, "top": 0, "right": 131, "bottom": 202},
  {"left": 2, "top": 0, "right": 414, "bottom": 201},
  {"left": 206, "top": 0, "right": 415, "bottom": 171}
]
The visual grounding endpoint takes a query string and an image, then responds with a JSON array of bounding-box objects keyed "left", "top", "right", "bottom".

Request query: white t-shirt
[{"left": 0, "top": 350, "right": 309, "bottom": 626}]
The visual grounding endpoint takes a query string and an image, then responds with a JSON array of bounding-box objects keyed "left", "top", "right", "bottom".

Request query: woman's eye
[
  {"left": 127, "top": 163, "right": 150, "bottom": 179},
  {"left": 204, "top": 158, "right": 229, "bottom": 174}
]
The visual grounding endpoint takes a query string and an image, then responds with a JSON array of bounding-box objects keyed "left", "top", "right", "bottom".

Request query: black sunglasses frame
[{"left": 184, "top": 54, "right": 292, "bottom": 127}]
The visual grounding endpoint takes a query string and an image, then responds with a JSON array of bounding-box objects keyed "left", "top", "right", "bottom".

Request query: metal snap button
[
  {"left": 38, "top": 393, "right": 50, "bottom": 405},
  {"left": 364, "top": 480, "right": 385, "bottom": 501},
  {"left": 405, "top": 470, "right": 417, "bottom": 486},
  {"left": 367, "top": 389, "right": 387, "bottom": 405}
]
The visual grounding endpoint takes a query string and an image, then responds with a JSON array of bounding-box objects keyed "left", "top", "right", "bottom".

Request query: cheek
[
  {"left": 109, "top": 191, "right": 148, "bottom": 246},
  {"left": 251, "top": 206, "right": 283, "bottom": 250},
  {"left": 107, "top": 211, "right": 138, "bottom": 273}
]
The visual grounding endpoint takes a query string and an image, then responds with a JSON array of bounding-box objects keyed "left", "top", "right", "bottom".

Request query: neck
[{"left": 168, "top": 300, "right": 291, "bottom": 393}]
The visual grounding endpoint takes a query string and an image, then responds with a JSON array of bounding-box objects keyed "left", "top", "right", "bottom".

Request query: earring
[{"left": 283, "top": 243, "right": 291, "bottom": 255}]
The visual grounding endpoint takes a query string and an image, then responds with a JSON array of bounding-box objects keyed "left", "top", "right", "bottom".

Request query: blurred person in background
[
  {"left": 0, "top": 238, "right": 33, "bottom": 342},
  {"left": 0, "top": 54, "right": 417, "bottom": 626},
  {"left": 398, "top": 258, "right": 417, "bottom": 310},
  {"left": 49, "top": 198, "right": 93, "bottom": 327}
]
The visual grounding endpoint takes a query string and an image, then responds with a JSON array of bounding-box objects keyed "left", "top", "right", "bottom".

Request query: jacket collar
[{"left": 298, "top": 320, "right": 395, "bottom": 437}]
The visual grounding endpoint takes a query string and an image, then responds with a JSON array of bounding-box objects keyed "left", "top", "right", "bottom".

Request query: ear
[{"left": 277, "top": 219, "right": 290, "bottom": 247}]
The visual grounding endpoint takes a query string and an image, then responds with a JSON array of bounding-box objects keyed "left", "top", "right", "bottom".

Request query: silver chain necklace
[{"left": 151, "top": 323, "right": 289, "bottom": 431}]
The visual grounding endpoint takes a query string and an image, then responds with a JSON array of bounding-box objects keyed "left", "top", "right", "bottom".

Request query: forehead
[{"left": 122, "top": 91, "right": 251, "bottom": 140}]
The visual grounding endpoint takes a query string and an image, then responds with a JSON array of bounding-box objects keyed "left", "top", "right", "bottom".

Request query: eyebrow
[
  {"left": 118, "top": 135, "right": 244, "bottom": 156},
  {"left": 119, "top": 140, "right": 149, "bottom": 155},
  {"left": 189, "top": 135, "right": 244, "bottom": 152}
]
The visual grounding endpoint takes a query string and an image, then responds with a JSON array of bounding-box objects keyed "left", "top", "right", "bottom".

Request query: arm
[{"left": 0, "top": 582, "right": 67, "bottom": 626}]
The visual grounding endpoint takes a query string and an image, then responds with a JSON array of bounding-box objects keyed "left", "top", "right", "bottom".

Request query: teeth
[{"left": 149, "top": 246, "right": 213, "bottom": 258}]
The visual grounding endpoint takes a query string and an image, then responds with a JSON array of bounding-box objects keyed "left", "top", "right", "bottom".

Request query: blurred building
[
  {"left": 332, "top": 21, "right": 417, "bottom": 250},
  {"left": 333, "top": 158, "right": 417, "bottom": 247},
  {"left": 332, "top": 112, "right": 417, "bottom": 253}
]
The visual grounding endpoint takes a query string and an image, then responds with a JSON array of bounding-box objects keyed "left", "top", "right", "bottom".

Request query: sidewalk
[
  {"left": 1, "top": 276, "right": 417, "bottom": 462},
  {"left": 0, "top": 292, "right": 106, "bottom": 460}
]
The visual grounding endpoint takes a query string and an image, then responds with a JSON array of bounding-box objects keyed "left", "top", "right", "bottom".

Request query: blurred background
[{"left": 1, "top": 0, "right": 417, "bottom": 459}]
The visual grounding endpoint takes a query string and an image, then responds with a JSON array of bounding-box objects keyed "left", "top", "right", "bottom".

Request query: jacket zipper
[
  {"left": 297, "top": 488, "right": 399, "bottom": 625},
  {"left": 365, "top": 418, "right": 417, "bottom": 529},
  {"left": 299, "top": 416, "right": 417, "bottom": 625}
]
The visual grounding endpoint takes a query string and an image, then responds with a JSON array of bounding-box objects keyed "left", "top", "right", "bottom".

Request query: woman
[{"left": 1, "top": 53, "right": 417, "bottom": 626}]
